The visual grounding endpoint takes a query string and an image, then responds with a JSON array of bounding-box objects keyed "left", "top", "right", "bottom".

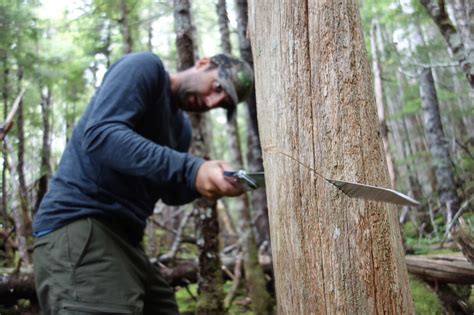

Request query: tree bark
[
  {"left": 420, "top": 0, "right": 474, "bottom": 90},
  {"left": 174, "top": 1, "right": 224, "bottom": 313},
  {"left": 235, "top": 0, "right": 270, "bottom": 247},
  {"left": 419, "top": 68, "right": 461, "bottom": 226},
  {"left": 248, "top": 0, "right": 414, "bottom": 313}
]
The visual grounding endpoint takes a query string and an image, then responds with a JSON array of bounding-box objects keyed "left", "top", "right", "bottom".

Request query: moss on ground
[{"left": 409, "top": 276, "right": 443, "bottom": 315}]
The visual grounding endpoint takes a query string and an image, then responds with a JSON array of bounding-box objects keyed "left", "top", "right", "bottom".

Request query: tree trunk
[
  {"left": 419, "top": 68, "right": 461, "bottom": 227},
  {"left": 216, "top": 0, "right": 232, "bottom": 55},
  {"left": 174, "top": 1, "right": 224, "bottom": 313},
  {"left": 217, "top": 1, "right": 274, "bottom": 312},
  {"left": 235, "top": 0, "right": 270, "bottom": 247},
  {"left": 119, "top": 0, "right": 133, "bottom": 54},
  {"left": 420, "top": 0, "right": 474, "bottom": 90},
  {"left": 15, "top": 65, "right": 31, "bottom": 235},
  {"left": 35, "top": 86, "right": 52, "bottom": 214},
  {"left": 248, "top": 0, "right": 414, "bottom": 313},
  {"left": 370, "top": 19, "right": 397, "bottom": 189},
  {"left": 2, "top": 57, "right": 9, "bottom": 229}
]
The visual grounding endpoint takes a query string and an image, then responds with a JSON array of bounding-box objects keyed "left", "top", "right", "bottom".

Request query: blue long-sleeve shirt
[{"left": 33, "top": 52, "right": 204, "bottom": 244}]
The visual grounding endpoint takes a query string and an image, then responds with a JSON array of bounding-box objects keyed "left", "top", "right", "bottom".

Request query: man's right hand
[{"left": 195, "top": 160, "right": 243, "bottom": 201}]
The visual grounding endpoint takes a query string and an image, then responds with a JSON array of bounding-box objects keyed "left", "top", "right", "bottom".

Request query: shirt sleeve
[{"left": 82, "top": 52, "right": 204, "bottom": 196}]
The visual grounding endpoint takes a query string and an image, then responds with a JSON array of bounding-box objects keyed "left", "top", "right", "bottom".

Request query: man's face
[{"left": 175, "top": 66, "right": 234, "bottom": 113}]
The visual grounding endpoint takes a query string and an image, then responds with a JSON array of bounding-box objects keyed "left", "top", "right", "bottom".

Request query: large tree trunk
[
  {"left": 216, "top": 1, "right": 273, "bottom": 313},
  {"left": 174, "top": 1, "right": 224, "bottom": 313},
  {"left": 248, "top": 0, "right": 414, "bottom": 313},
  {"left": 419, "top": 68, "right": 461, "bottom": 227},
  {"left": 235, "top": 0, "right": 270, "bottom": 247}
]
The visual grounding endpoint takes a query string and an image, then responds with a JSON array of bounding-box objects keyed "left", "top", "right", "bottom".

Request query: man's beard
[{"left": 174, "top": 82, "right": 207, "bottom": 112}]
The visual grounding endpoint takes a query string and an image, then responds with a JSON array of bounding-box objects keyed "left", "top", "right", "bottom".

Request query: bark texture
[
  {"left": 174, "top": 1, "right": 224, "bottom": 313},
  {"left": 419, "top": 68, "right": 461, "bottom": 225},
  {"left": 248, "top": 0, "right": 414, "bottom": 313}
]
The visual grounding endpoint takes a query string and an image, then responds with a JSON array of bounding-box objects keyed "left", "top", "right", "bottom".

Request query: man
[{"left": 32, "top": 52, "right": 254, "bottom": 314}]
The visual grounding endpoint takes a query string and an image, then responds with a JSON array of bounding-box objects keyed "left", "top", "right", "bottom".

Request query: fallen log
[
  {"left": 1, "top": 254, "right": 472, "bottom": 304},
  {"left": 405, "top": 254, "right": 474, "bottom": 284}
]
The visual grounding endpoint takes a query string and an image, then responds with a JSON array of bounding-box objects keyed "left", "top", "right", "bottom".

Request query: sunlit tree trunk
[
  {"left": 216, "top": 1, "right": 274, "bottom": 313},
  {"left": 419, "top": 67, "right": 461, "bottom": 228},
  {"left": 249, "top": 0, "right": 414, "bottom": 313},
  {"left": 174, "top": 1, "right": 224, "bottom": 313},
  {"left": 235, "top": 0, "right": 270, "bottom": 247}
]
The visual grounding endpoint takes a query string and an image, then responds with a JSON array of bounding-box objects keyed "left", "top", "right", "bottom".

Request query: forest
[{"left": 0, "top": 0, "right": 473, "bottom": 314}]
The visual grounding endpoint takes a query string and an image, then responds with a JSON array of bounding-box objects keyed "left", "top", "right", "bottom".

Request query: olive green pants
[{"left": 33, "top": 218, "right": 179, "bottom": 315}]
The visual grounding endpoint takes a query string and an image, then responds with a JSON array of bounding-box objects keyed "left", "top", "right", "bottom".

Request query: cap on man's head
[{"left": 210, "top": 54, "right": 254, "bottom": 120}]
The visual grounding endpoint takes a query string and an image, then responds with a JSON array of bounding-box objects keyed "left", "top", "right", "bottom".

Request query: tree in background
[{"left": 173, "top": 0, "right": 224, "bottom": 313}]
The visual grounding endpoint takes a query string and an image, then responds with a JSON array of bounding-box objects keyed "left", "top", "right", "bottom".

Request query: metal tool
[{"left": 224, "top": 170, "right": 419, "bottom": 207}]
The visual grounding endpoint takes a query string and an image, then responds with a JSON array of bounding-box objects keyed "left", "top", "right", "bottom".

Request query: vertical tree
[
  {"left": 174, "top": 1, "right": 224, "bottom": 313},
  {"left": 216, "top": 1, "right": 273, "bottom": 313},
  {"left": 35, "top": 85, "right": 52, "bottom": 212},
  {"left": 419, "top": 67, "right": 461, "bottom": 227},
  {"left": 235, "top": 0, "right": 270, "bottom": 246},
  {"left": 370, "top": 19, "right": 397, "bottom": 188},
  {"left": 119, "top": 0, "right": 133, "bottom": 54},
  {"left": 248, "top": 0, "right": 414, "bottom": 313},
  {"left": 420, "top": 0, "right": 474, "bottom": 90}
]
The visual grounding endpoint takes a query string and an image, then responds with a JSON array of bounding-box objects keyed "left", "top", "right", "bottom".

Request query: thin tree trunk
[
  {"left": 174, "top": 1, "right": 224, "bottom": 313},
  {"left": 420, "top": 0, "right": 474, "bottom": 90},
  {"left": 419, "top": 67, "right": 461, "bottom": 228},
  {"left": 35, "top": 87, "right": 52, "bottom": 213},
  {"left": 370, "top": 19, "right": 397, "bottom": 189},
  {"left": 235, "top": 0, "right": 270, "bottom": 247},
  {"left": 217, "top": 1, "right": 273, "bottom": 312},
  {"left": 119, "top": 0, "right": 133, "bottom": 54},
  {"left": 2, "top": 57, "right": 9, "bottom": 229},
  {"left": 248, "top": 0, "right": 414, "bottom": 313},
  {"left": 4, "top": 137, "right": 31, "bottom": 266},
  {"left": 15, "top": 65, "right": 31, "bottom": 235}
]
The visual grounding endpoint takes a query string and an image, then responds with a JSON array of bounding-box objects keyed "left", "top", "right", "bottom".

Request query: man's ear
[{"left": 195, "top": 57, "right": 211, "bottom": 69}]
